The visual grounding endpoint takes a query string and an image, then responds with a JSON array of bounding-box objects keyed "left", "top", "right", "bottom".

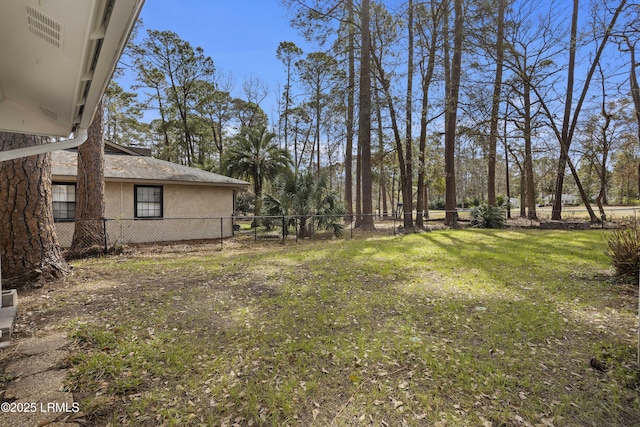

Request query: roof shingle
[{"left": 51, "top": 150, "right": 249, "bottom": 188}]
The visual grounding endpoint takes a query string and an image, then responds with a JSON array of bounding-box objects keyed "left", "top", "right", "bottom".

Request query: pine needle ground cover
[{"left": 14, "top": 230, "right": 640, "bottom": 426}]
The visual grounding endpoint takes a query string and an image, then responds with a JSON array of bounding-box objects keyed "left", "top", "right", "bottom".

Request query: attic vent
[
  {"left": 26, "top": 5, "right": 61, "bottom": 48},
  {"left": 40, "top": 106, "right": 58, "bottom": 121}
]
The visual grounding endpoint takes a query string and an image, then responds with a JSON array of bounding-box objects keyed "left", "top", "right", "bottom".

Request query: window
[
  {"left": 135, "top": 185, "right": 163, "bottom": 218},
  {"left": 52, "top": 183, "right": 76, "bottom": 220}
]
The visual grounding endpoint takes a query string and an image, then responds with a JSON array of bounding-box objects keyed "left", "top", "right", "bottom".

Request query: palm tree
[
  {"left": 223, "top": 126, "right": 292, "bottom": 226},
  {"left": 263, "top": 171, "right": 346, "bottom": 238}
]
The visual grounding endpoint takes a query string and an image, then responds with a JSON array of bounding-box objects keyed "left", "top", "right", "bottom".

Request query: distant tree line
[{"left": 106, "top": 0, "right": 639, "bottom": 229}]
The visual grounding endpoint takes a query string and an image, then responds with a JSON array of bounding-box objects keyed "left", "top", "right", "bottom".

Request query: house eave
[{"left": 0, "top": 0, "right": 144, "bottom": 138}]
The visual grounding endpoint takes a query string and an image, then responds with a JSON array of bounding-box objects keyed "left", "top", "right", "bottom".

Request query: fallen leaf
[
  {"left": 312, "top": 409, "right": 319, "bottom": 420},
  {"left": 541, "top": 417, "right": 555, "bottom": 427}
]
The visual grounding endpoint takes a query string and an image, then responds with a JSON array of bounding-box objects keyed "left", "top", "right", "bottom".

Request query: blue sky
[{"left": 131, "top": 0, "right": 314, "bottom": 120}]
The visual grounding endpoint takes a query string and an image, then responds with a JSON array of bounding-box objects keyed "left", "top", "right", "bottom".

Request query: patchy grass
[{"left": 11, "top": 229, "right": 640, "bottom": 426}]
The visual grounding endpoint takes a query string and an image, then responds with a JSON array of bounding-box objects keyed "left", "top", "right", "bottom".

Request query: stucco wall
[
  {"left": 56, "top": 181, "right": 238, "bottom": 247},
  {"left": 103, "top": 182, "right": 236, "bottom": 218}
]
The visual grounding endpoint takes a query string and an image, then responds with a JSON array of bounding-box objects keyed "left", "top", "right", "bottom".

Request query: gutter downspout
[{"left": 0, "top": 128, "right": 88, "bottom": 162}]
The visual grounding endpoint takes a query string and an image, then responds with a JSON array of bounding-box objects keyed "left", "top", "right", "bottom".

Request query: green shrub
[
  {"left": 606, "top": 222, "right": 640, "bottom": 279},
  {"left": 470, "top": 203, "right": 506, "bottom": 229}
]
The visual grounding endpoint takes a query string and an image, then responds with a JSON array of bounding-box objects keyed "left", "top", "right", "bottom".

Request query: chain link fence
[
  {"left": 56, "top": 214, "right": 421, "bottom": 250},
  {"left": 56, "top": 217, "right": 235, "bottom": 250},
  {"left": 54, "top": 207, "right": 640, "bottom": 252}
]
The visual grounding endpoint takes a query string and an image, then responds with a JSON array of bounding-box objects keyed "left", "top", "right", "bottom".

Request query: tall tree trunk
[
  {"left": 358, "top": 0, "right": 375, "bottom": 230},
  {"left": 550, "top": 0, "right": 626, "bottom": 220},
  {"left": 70, "top": 102, "right": 107, "bottom": 253},
  {"left": 552, "top": 0, "right": 579, "bottom": 220},
  {"left": 382, "top": 181, "right": 389, "bottom": 218},
  {"left": 416, "top": 1, "right": 440, "bottom": 228},
  {"left": 444, "top": 0, "right": 463, "bottom": 226},
  {"left": 628, "top": 39, "right": 640, "bottom": 142},
  {"left": 403, "top": 0, "right": 414, "bottom": 230},
  {"left": 374, "top": 78, "right": 386, "bottom": 217},
  {"left": 596, "top": 70, "right": 612, "bottom": 221},
  {"left": 344, "top": 0, "right": 355, "bottom": 222},
  {"left": 371, "top": 54, "right": 406, "bottom": 226},
  {"left": 519, "top": 171, "right": 527, "bottom": 218},
  {"left": 355, "top": 126, "right": 362, "bottom": 227},
  {"left": 523, "top": 83, "right": 537, "bottom": 220},
  {"left": 508, "top": 145, "right": 526, "bottom": 218},
  {"left": 0, "top": 133, "right": 70, "bottom": 288},
  {"left": 623, "top": 37, "right": 640, "bottom": 196},
  {"left": 488, "top": 0, "right": 505, "bottom": 206},
  {"left": 504, "top": 113, "right": 512, "bottom": 218},
  {"left": 315, "top": 88, "right": 322, "bottom": 174},
  {"left": 567, "top": 154, "right": 599, "bottom": 222},
  {"left": 156, "top": 85, "right": 171, "bottom": 161}
]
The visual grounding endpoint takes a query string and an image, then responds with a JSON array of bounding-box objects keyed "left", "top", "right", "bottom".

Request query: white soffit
[{"left": 0, "top": 0, "right": 144, "bottom": 138}]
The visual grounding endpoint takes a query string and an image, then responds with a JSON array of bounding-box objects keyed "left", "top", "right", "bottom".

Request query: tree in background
[
  {"left": 444, "top": 0, "right": 464, "bottom": 226},
  {"left": 132, "top": 29, "right": 215, "bottom": 166},
  {"left": 611, "top": 133, "right": 640, "bottom": 204},
  {"left": 487, "top": 0, "right": 505, "bottom": 206},
  {"left": 344, "top": 0, "right": 356, "bottom": 222},
  {"left": 194, "top": 80, "right": 234, "bottom": 172},
  {"left": 547, "top": 0, "right": 627, "bottom": 221},
  {"left": 358, "top": 0, "right": 375, "bottom": 230},
  {"left": 416, "top": 0, "right": 443, "bottom": 226},
  {"left": 223, "top": 126, "right": 292, "bottom": 226},
  {"left": 370, "top": 2, "right": 413, "bottom": 230},
  {"left": 0, "top": 132, "right": 69, "bottom": 288},
  {"left": 296, "top": 51, "right": 342, "bottom": 174},
  {"left": 103, "top": 81, "right": 148, "bottom": 146},
  {"left": 277, "top": 41, "right": 304, "bottom": 153}
]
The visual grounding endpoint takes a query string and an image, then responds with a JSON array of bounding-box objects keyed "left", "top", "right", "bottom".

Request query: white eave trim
[{"left": 0, "top": 128, "right": 87, "bottom": 162}]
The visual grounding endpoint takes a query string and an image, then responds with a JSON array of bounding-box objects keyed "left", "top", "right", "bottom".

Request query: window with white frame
[
  {"left": 134, "top": 185, "right": 163, "bottom": 218},
  {"left": 52, "top": 183, "right": 76, "bottom": 220}
]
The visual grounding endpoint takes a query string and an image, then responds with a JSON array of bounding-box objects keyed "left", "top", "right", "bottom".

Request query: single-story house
[
  {"left": 539, "top": 193, "right": 580, "bottom": 207},
  {"left": 52, "top": 141, "right": 249, "bottom": 246}
]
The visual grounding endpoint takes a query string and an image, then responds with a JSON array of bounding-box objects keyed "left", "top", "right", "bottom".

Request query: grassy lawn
[{"left": 12, "top": 229, "right": 640, "bottom": 426}]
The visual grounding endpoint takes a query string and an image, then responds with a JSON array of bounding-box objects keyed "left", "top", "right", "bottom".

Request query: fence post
[
  {"left": 103, "top": 218, "right": 108, "bottom": 252},
  {"left": 220, "top": 217, "right": 224, "bottom": 249},
  {"left": 393, "top": 214, "right": 396, "bottom": 236},
  {"left": 282, "top": 215, "right": 286, "bottom": 243}
]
